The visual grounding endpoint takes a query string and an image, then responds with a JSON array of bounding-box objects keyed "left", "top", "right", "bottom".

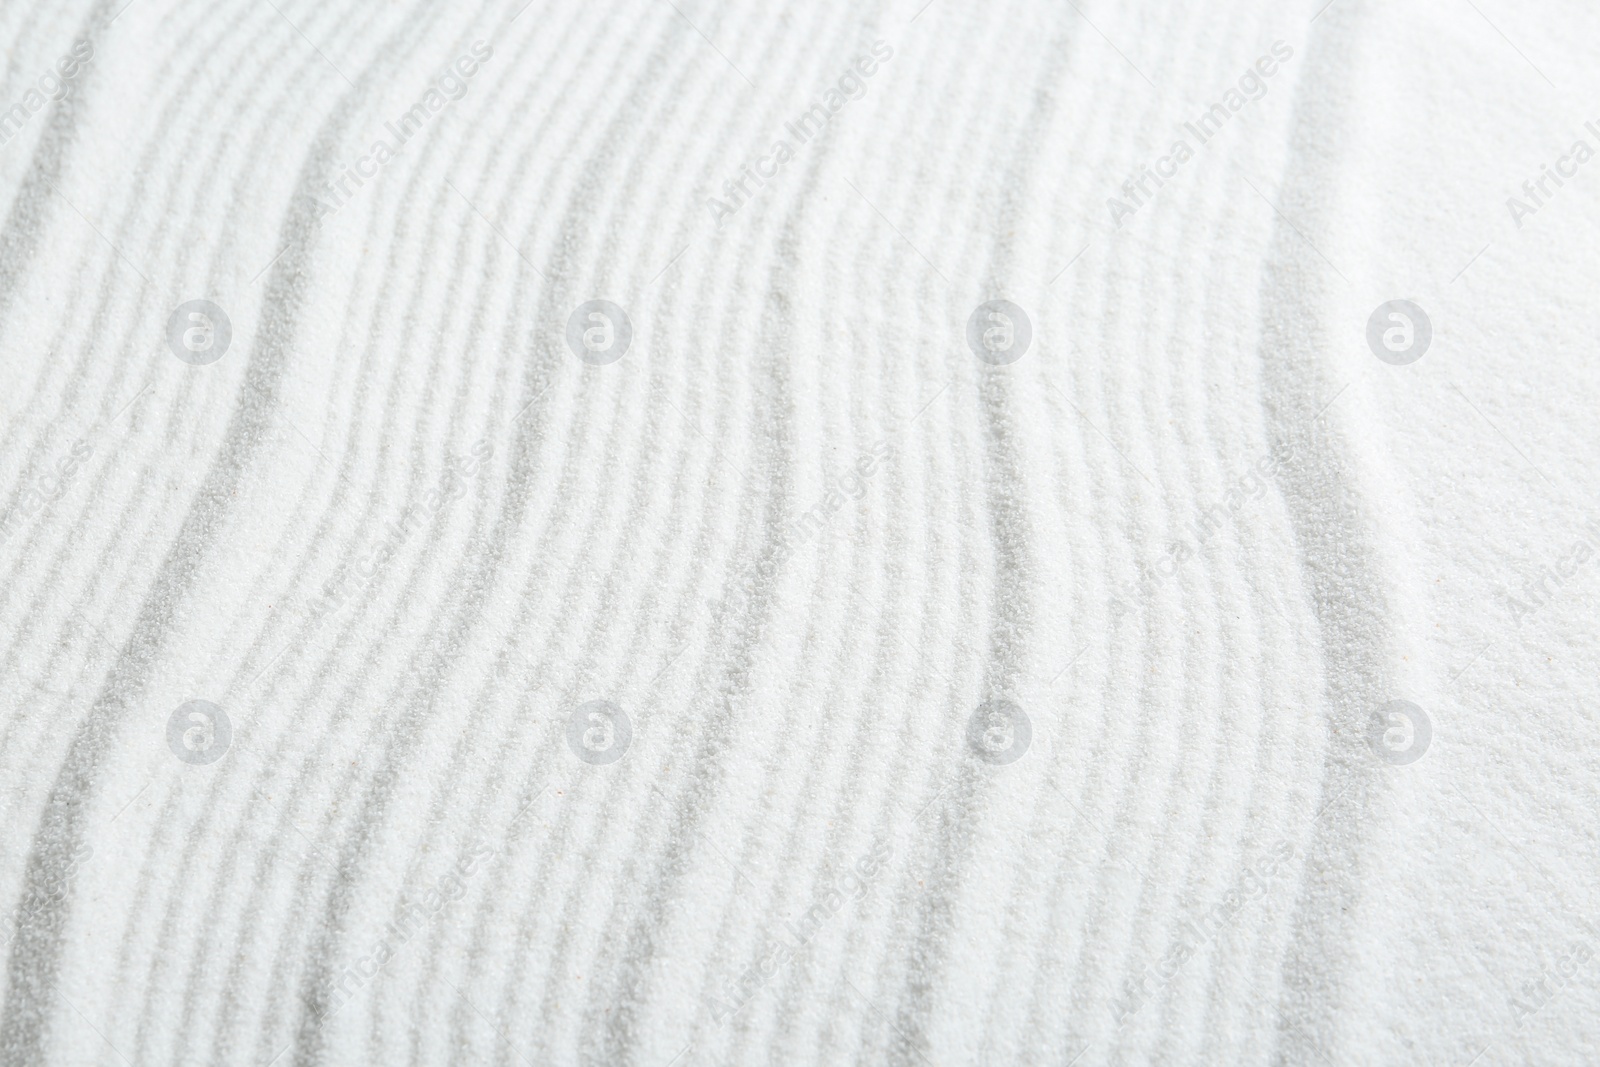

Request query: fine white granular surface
[{"left": 2, "top": 1, "right": 1599, "bottom": 1064}]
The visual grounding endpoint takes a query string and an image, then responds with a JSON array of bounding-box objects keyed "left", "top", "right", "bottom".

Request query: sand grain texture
[{"left": 2, "top": 0, "right": 1599, "bottom": 1064}]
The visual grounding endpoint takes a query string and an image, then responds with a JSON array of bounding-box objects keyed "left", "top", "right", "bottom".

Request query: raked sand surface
[{"left": 2, "top": 0, "right": 1600, "bottom": 1064}]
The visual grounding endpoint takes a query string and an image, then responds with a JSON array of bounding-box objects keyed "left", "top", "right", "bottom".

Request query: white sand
[{"left": 2, "top": 0, "right": 1598, "bottom": 1064}]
